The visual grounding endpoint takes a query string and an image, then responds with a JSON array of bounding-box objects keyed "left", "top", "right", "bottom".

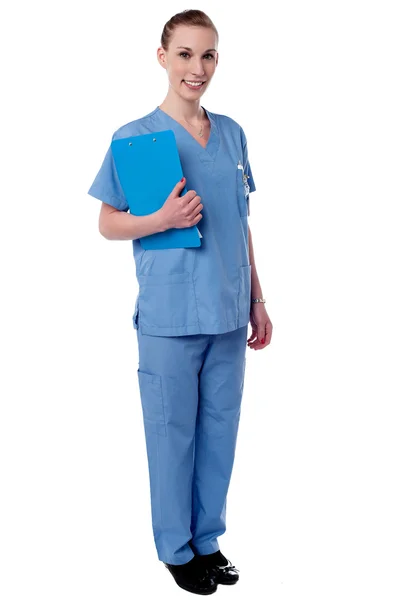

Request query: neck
[{"left": 159, "top": 93, "right": 204, "bottom": 123}]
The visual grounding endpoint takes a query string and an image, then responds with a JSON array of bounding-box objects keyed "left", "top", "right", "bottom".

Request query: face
[{"left": 157, "top": 26, "right": 218, "bottom": 98}]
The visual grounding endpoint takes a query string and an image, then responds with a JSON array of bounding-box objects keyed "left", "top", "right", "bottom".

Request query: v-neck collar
[{"left": 155, "top": 105, "right": 220, "bottom": 162}]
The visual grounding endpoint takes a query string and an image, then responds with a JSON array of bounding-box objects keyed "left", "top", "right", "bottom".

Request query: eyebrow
[{"left": 176, "top": 46, "right": 217, "bottom": 52}]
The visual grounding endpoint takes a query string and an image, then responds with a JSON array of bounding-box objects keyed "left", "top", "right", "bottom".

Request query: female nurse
[{"left": 88, "top": 9, "right": 273, "bottom": 596}]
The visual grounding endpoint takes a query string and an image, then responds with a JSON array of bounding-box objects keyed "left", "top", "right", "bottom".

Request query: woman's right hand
[{"left": 159, "top": 177, "right": 203, "bottom": 230}]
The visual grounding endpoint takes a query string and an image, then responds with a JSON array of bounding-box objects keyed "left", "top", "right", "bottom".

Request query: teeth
[{"left": 184, "top": 80, "right": 203, "bottom": 86}]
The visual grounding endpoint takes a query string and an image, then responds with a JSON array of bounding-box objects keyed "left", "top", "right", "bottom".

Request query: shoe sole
[{"left": 172, "top": 580, "right": 218, "bottom": 595}]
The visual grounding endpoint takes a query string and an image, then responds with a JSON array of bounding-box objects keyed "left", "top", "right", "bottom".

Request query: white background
[{"left": 1, "top": 1, "right": 399, "bottom": 598}]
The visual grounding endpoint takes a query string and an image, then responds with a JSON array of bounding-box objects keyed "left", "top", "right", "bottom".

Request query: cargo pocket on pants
[{"left": 137, "top": 369, "right": 167, "bottom": 436}]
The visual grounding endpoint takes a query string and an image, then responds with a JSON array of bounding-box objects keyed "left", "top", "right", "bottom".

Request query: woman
[{"left": 88, "top": 9, "right": 273, "bottom": 596}]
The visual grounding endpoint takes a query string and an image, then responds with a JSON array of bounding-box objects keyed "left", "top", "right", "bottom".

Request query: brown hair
[{"left": 161, "top": 9, "right": 219, "bottom": 51}]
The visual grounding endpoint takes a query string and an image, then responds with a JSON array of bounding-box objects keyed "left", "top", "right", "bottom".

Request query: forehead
[{"left": 169, "top": 25, "right": 217, "bottom": 50}]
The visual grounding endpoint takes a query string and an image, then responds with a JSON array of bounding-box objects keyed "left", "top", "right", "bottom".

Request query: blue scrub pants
[{"left": 135, "top": 323, "right": 248, "bottom": 565}]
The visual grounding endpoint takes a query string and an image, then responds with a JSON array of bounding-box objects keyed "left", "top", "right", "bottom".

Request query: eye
[{"left": 178, "top": 52, "right": 215, "bottom": 60}]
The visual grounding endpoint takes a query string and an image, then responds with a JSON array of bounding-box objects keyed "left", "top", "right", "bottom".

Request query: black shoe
[
  {"left": 195, "top": 550, "right": 240, "bottom": 585},
  {"left": 164, "top": 556, "right": 218, "bottom": 595}
]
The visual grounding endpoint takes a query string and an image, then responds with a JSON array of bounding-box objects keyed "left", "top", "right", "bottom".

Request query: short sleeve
[{"left": 87, "top": 135, "right": 129, "bottom": 212}]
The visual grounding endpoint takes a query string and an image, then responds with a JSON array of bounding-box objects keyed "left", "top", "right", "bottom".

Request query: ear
[{"left": 157, "top": 46, "right": 167, "bottom": 69}]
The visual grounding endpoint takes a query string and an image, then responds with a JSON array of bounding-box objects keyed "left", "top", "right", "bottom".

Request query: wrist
[{"left": 154, "top": 208, "right": 168, "bottom": 233}]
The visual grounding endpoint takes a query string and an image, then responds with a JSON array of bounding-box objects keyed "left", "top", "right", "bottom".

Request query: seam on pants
[
  {"left": 159, "top": 376, "right": 167, "bottom": 437},
  {"left": 191, "top": 425, "right": 210, "bottom": 543},
  {"left": 155, "top": 428, "right": 164, "bottom": 556}
]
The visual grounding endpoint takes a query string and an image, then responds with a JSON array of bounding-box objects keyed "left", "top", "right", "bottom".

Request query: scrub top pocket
[
  {"left": 132, "top": 295, "right": 139, "bottom": 329},
  {"left": 236, "top": 167, "right": 250, "bottom": 217},
  {"left": 137, "top": 271, "right": 199, "bottom": 330}
]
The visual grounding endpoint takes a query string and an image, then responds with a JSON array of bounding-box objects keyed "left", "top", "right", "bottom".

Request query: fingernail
[
  {"left": 261, "top": 338, "right": 265, "bottom": 343},
  {"left": 181, "top": 177, "right": 185, "bottom": 182}
]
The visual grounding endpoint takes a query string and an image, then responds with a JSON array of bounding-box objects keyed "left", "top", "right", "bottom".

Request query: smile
[{"left": 183, "top": 80, "right": 205, "bottom": 89}]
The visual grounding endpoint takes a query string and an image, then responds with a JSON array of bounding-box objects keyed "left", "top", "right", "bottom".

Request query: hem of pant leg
[
  {"left": 191, "top": 540, "right": 220, "bottom": 556},
  {"left": 161, "top": 548, "right": 195, "bottom": 566}
]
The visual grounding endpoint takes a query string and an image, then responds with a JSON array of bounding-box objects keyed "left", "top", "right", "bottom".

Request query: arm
[
  {"left": 99, "top": 202, "right": 166, "bottom": 241},
  {"left": 247, "top": 223, "right": 273, "bottom": 350},
  {"left": 248, "top": 224, "right": 263, "bottom": 298}
]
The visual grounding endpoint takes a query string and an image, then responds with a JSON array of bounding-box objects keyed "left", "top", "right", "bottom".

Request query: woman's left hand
[{"left": 247, "top": 303, "right": 273, "bottom": 350}]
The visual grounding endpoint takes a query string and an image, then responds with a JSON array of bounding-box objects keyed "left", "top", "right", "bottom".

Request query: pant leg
[
  {"left": 190, "top": 325, "right": 248, "bottom": 555},
  {"left": 136, "top": 326, "right": 209, "bottom": 565}
]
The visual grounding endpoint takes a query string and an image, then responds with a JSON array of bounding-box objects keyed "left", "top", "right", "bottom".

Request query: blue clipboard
[{"left": 111, "top": 130, "right": 202, "bottom": 249}]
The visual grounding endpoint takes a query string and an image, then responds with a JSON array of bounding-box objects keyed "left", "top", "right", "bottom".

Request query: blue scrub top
[{"left": 88, "top": 106, "right": 256, "bottom": 337}]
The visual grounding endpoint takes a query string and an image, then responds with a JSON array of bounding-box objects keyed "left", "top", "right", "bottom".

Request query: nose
[{"left": 190, "top": 59, "right": 206, "bottom": 77}]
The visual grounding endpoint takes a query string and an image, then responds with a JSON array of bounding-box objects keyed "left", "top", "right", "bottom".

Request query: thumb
[{"left": 175, "top": 176, "right": 185, "bottom": 191}]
